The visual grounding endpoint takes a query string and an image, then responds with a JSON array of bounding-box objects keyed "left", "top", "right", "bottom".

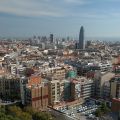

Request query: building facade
[
  {"left": 48, "top": 80, "right": 65, "bottom": 106},
  {"left": 79, "top": 26, "right": 84, "bottom": 49},
  {"left": 0, "top": 75, "right": 21, "bottom": 100},
  {"left": 110, "top": 76, "right": 120, "bottom": 99},
  {"left": 111, "top": 98, "right": 120, "bottom": 120},
  {"left": 42, "top": 67, "right": 66, "bottom": 80},
  {"left": 20, "top": 74, "right": 49, "bottom": 111},
  {"left": 26, "top": 83, "right": 48, "bottom": 111}
]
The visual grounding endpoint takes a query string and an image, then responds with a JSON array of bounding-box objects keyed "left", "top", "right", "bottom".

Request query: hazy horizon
[{"left": 0, "top": 36, "right": 120, "bottom": 42}]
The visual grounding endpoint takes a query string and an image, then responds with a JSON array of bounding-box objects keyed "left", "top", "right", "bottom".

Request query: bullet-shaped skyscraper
[
  {"left": 50, "top": 34, "right": 54, "bottom": 43},
  {"left": 79, "top": 26, "right": 84, "bottom": 49}
]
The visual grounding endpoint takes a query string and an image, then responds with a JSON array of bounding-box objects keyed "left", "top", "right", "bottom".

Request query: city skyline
[{"left": 0, "top": 0, "right": 120, "bottom": 38}]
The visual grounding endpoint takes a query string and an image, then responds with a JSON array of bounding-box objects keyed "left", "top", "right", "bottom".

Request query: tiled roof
[{"left": 28, "top": 75, "right": 41, "bottom": 86}]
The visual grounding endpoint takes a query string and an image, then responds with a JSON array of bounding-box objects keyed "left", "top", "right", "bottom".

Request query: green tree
[
  {"left": 1, "top": 105, "right": 53, "bottom": 120},
  {"left": 33, "top": 112, "right": 53, "bottom": 120},
  {"left": 95, "top": 102, "right": 111, "bottom": 117},
  {"left": 8, "top": 105, "right": 22, "bottom": 117},
  {"left": 95, "top": 108, "right": 103, "bottom": 117},
  {"left": 20, "top": 112, "right": 32, "bottom": 120},
  {"left": 100, "top": 102, "right": 111, "bottom": 115},
  {"left": 8, "top": 105, "right": 32, "bottom": 120},
  {"left": 6, "top": 115, "right": 20, "bottom": 120},
  {"left": 0, "top": 106, "right": 20, "bottom": 120},
  {"left": 23, "top": 106, "right": 34, "bottom": 115}
]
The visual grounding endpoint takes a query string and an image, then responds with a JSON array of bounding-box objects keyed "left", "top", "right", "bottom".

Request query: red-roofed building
[
  {"left": 111, "top": 98, "right": 120, "bottom": 120},
  {"left": 111, "top": 98, "right": 120, "bottom": 111},
  {"left": 28, "top": 75, "right": 42, "bottom": 86}
]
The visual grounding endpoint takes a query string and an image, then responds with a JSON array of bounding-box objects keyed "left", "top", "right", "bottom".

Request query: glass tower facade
[{"left": 79, "top": 26, "right": 84, "bottom": 49}]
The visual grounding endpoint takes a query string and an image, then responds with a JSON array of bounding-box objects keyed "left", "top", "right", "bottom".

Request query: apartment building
[
  {"left": 64, "top": 80, "right": 75, "bottom": 102},
  {"left": 9, "top": 64, "right": 26, "bottom": 76},
  {"left": 76, "top": 77, "right": 95, "bottom": 99},
  {"left": 110, "top": 76, "right": 120, "bottom": 99},
  {"left": 20, "top": 74, "right": 48, "bottom": 111},
  {"left": 81, "top": 82, "right": 94, "bottom": 99},
  {"left": 26, "top": 83, "right": 48, "bottom": 111},
  {"left": 94, "top": 71, "right": 115, "bottom": 98},
  {"left": 111, "top": 98, "right": 120, "bottom": 120},
  {"left": 102, "top": 81, "right": 111, "bottom": 99},
  {"left": 0, "top": 75, "right": 21, "bottom": 100},
  {"left": 98, "top": 62, "right": 112, "bottom": 72},
  {"left": 48, "top": 76, "right": 95, "bottom": 107},
  {"left": 48, "top": 79, "right": 76, "bottom": 107},
  {"left": 48, "top": 80, "right": 65, "bottom": 106},
  {"left": 66, "top": 77, "right": 95, "bottom": 100},
  {"left": 42, "top": 66, "right": 66, "bottom": 80}
]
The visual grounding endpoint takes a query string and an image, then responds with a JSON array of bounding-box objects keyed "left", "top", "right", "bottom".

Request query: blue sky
[{"left": 0, "top": 0, "right": 120, "bottom": 39}]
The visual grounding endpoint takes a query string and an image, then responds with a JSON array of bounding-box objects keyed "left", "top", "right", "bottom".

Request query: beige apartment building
[
  {"left": 110, "top": 76, "right": 120, "bottom": 99},
  {"left": 48, "top": 80, "right": 65, "bottom": 106},
  {"left": 42, "top": 67, "right": 66, "bottom": 80},
  {"left": 94, "top": 71, "right": 115, "bottom": 98}
]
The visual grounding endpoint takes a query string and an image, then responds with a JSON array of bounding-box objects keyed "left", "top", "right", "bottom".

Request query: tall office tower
[
  {"left": 79, "top": 26, "right": 84, "bottom": 49},
  {"left": 50, "top": 34, "right": 54, "bottom": 43}
]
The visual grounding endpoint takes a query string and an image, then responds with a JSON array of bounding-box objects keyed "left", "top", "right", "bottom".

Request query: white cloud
[
  {"left": 0, "top": 0, "right": 90, "bottom": 17},
  {"left": 1, "top": 0, "right": 114, "bottom": 19},
  {"left": 109, "top": 12, "right": 120, "bottom": 18},
  {"left": 64, "top": 0, "right": 86, "bottom": 4},
  {"left": 0, "top": 0, "right": 65, "bottom": 17}
]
